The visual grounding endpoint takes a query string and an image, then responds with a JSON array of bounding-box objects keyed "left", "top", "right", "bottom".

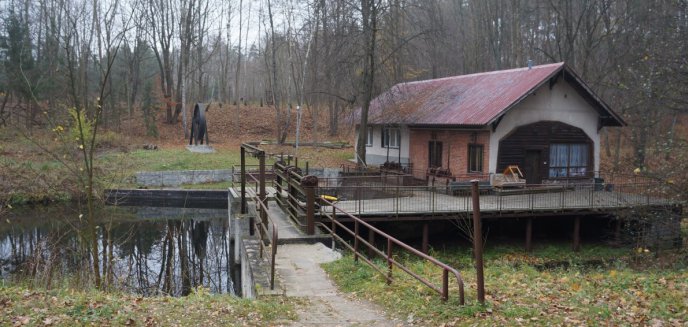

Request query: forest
[
  {"left": 1, "top": 1, "right": 687, "bottom": 325},
  {"left": 0, "top": 0, "right": 686, "bottom": 173}
]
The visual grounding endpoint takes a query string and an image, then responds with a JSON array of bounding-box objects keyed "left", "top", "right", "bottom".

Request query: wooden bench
[{"left": 449, "top": 180, "right": 492, "bottom": 196}]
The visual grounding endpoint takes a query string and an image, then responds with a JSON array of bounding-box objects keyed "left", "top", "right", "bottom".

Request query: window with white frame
[
  {"left": 382, "top": 127, "right": 400, "bottom": 148},
  {"left": 365, "top": 127, "right": 374, "bottom": 146}
]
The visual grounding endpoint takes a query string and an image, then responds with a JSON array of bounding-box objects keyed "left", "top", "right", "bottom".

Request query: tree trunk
[{"left": 356, "top": 0, "right": 378, "bottom": 166}]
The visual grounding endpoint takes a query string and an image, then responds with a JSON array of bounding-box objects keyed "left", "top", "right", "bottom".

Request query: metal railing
[
  {"left": 319, "top": 198, "right": 465, "bottom": 304},
  {"left": 252, "top": 191, "right": 278, "bottom": 290},
  {"left": 315, "top": 181, "right": 679, "bottom": 217},
  {"left": 272, "top": 160, "right": 318, "bottom": 234},
  {"left": 240, "top": 143, "right": 278, "bottom": 289}
]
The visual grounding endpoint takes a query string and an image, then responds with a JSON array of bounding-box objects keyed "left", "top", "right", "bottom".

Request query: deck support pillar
[
  {"left": 422, "top": 223, "right": 429, "bottom": 254},
  {"left": 613, "top": 218, "right": 622, "bottom": 247},
  {"left": 367, "top": 225, "right": 375, "bottom": 258},
  {"left": 525, "top": 218, "right": 533, "bottom": 252},
  {"left": 573, "top": 216, "right": 581, "bottom": 252}
]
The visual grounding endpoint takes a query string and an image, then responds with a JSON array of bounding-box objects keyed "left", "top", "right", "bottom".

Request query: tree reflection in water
[{"left": 0, "top": 206, "right": 238, "bottom": 296}]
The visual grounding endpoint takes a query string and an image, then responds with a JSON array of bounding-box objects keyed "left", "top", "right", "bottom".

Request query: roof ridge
[{"left": 399, "top": 62, "right": 565, "bottom": 87}]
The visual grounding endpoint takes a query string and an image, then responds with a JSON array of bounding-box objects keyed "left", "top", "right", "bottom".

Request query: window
[
  {"left": 365, "top": 127, "right": 374, "bottom": 146},
  {"left": 382, "top": 127, "right": 400, "bottom": 148},
  {"left": 548, "top": 144, "right": 589, "bottom": 178},
  {"left": 428, "top": 141, "right": 443, "bottom": 168},
  {"left": 468, "top": 144, "right": 483, "bottom": 172}
]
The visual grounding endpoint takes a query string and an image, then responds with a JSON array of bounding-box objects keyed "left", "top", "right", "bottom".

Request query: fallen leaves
[
  {"left": 0, "top": 285, "right": 296, "bottom": 327},
  {"left": 12, "top": 316, "right": 30, "bottom": 326}
]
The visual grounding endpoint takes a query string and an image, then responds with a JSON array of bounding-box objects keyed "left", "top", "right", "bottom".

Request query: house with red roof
[{"left": 358, "top": 62, "right": 625, "bottom": 184}]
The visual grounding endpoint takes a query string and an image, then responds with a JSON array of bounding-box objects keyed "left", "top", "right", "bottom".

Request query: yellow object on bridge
[{"left": 320, "top": 195, "right": 338, "bottom": 202}]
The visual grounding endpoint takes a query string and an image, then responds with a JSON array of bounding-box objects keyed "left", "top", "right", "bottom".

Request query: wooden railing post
[{"left": 305, "top": 185, "right": 316, "bottom": 235}]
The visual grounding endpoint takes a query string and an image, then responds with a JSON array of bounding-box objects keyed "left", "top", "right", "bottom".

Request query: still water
[{"left": 0, "top": 205, "right": 238, "bottom": 296}]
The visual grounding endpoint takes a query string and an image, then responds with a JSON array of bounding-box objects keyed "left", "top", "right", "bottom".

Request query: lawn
[
  {"left": 103, "top": 148, "right": 255, "bottom": 174},
  {"left": 323, "top": 243, "right": 688, "bottom": 326},
  {"left": 0, "top": 284, "right": 296, "bottom": 327}
]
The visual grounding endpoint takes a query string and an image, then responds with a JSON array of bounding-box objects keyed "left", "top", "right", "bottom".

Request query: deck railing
[
  {"left": 316, "top": 181, "right": 679, "bottom": 217},
  {"left": 319, "top": 198, "right": 465, "bottom": 304}
]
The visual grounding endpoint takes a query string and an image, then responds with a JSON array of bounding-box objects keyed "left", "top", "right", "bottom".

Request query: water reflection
[{"left": 0, "top": 206, "right": 238, "bottom": 296}]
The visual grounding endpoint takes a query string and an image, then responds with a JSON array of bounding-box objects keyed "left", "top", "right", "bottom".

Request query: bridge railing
[
  {"left": 318, "top": 198, "right": 465, "bottom": 304},
  {"left": 272, "top": 160, "right": 318, "bottom": 234},
  {"left": 251, "top": 188, "right": 278, "bottom": 290},
  {"left": 240, "top": 143, "right": 278, "bottom": 290}
]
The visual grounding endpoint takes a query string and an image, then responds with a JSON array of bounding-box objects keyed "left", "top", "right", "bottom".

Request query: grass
[
  {"left": 322, "top": 243, "right": 688, "bottom": 326},
  {"left": 101, "top": 148, "right": 257, "bottom": 174},
  {"left": 0, "top": 284, "right": 296, "bottom": 326},
  {"left": 181, "top": 181, "right": 234, "bottom": 189}
]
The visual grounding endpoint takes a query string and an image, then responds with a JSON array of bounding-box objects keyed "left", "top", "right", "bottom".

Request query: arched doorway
[{"left": 497, "top": 121, "right": 593, "bottom": 184}]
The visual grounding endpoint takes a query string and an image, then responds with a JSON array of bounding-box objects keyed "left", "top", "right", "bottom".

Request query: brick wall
[{"left": 409, "top": 129, "right": 490, "bottom": 180}]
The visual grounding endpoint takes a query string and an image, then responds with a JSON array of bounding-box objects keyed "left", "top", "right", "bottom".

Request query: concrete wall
[
  {"left": 104, "top": 189, "right": 227, "bottom": 208},
  {"left": 489, "top": 80, "right": 601, "bottom": 174},
  {"left": 240, "top": 237, "right": 256, "bottom": 298},
  {"left": 355, "top": 125, "right": 411, "bottom": 165},
  {"left": 136, "top": 169, "right": 233, "bottom": 187},
  {"left": 409, "top": 129, "right": 490, "bottom": 180}
]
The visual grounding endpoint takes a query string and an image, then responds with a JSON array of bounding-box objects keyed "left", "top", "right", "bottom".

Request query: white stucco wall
[
  {"left": 355, "top": 125, "right": 411, "bottom": 165},
  {"left": 488, "top": 80, "right": 601, "bottom": 174}
]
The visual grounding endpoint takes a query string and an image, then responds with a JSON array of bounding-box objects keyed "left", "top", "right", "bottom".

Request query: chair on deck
[{"left": 492, "top": 165, "right": 526, "bottom": 189}]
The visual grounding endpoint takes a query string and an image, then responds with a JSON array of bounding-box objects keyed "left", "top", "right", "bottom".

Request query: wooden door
[{"left": 524, "top": 150, "right": 541, "bottom": 184}]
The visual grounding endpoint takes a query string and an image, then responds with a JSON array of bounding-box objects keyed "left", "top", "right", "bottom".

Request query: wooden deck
[{"left": 321, "top": 188, "right": 675, "bottom": 220}]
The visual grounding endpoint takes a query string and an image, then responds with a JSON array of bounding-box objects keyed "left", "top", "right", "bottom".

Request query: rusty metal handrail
[
  {"left": 273, "top": 162, "right": 313, "bottom": 230},
  {"left": 251, "top": 189, "right": 278, "bottom": 290},
  {"left": 319, "top": 199, "right": 465, "bottom": 304},
  {"left": 240, "top": 143, "right": 277, "bottom": 289}
]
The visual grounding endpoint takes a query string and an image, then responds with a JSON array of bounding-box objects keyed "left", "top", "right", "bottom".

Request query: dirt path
[{"left": 275, "top": 243, "right": 401, "bottom": 326}]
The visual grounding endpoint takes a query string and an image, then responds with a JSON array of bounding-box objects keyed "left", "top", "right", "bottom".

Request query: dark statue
[{"left": 189, "top": 103, "right": 210, "bottom": 145}]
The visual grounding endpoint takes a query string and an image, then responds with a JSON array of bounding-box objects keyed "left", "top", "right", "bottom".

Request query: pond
[{"left": 0, "top": 205, "right": 239, "bottom": 296}]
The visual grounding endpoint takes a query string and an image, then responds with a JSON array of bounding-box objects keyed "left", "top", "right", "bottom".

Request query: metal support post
[
  {"left": 240, "top": 147, "right": 246, "bottom": 214},
  {"left": 259, "top": 152, "right": 267, "bottom": 227},
  {"left": 471, "top": 180, "right": 485, "bottom": 305}
]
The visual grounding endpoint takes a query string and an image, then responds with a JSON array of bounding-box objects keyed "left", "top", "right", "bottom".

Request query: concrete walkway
[
  {"left": 275, "top": 243, "right": 401, "bottom": 326},
  {"left": 236, "top": 187, "right": 399, "bottom": 325}
]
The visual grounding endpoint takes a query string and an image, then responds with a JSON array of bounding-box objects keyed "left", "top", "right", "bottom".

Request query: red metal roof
[{"left": 366, "top": 62, "right": 623, "bottom": 127}]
